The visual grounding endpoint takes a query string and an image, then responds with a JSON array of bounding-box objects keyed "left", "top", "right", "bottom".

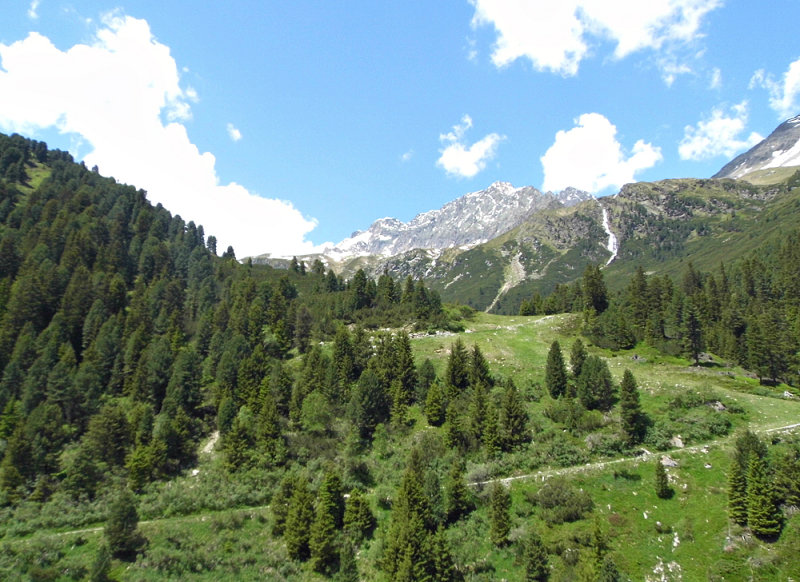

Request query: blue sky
[{"left": 1, "top": 1, "right": 799, "bottom": 257}]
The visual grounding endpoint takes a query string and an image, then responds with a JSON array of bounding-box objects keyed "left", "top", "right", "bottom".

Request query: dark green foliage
[
  {"left": 727, "top": 458, "right": 748, "bottom": 526},
  {"left": 285, "top": 478, "right": 315, "bottom": 561},
  {"left": 443, "top": 461, "right": 474, "bottom": 525},
  {"left": 619, "top": 369, "right": 644, "bottom": 445},
  {"left": 533, "top": 477, "right": 594, "bottom": 524},
  {"left": 424, "top": 379, "right": 446, "bottom": 427},
  {"left": 309, "top": 470, "right": 344, "bottom": 574},
  {"left": 576, "top": 355, "right": 616, "bottom": 412},
  {"left": 348, "top": 368, "right": 390, "bottom": 440},
  {"left": 445, "top": 338, "right": 470, "bottom": 399},
  {"left": 343, "top": 489, "right": 376, "bottom": 544},
  {"left": 105, "top": 488, "right": 146, "bottom": 560},
  {"left": 654, "top": 460, "right": 671, "bottom": 499},
  {"left": 545, "top": 340, "right": 568, "bottom": 398},
  {"left": 522, "top": 529, "right": 550, "bottom": 581},
  {"left": 569, "top": 338, "right": 587, "bottom": 378},
  {"left": 582, "top": 264, "right": 608, "bottom": 314},
  {"left": 489, "top": 481, "right": 512, "bottom": 546},
  {"left": 747, "top": 455, "right": 782, "bottom": 538},
  {"left": 498, "top": 379, "right": 529, "bottom": 451}
]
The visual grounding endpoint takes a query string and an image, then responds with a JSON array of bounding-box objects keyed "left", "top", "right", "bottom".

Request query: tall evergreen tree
[
  {"left": 545, "top": 340, "right": 568, "bottom": 399},
  {"left": 654, "top": 459, "right": 671, "bottom": 499},
  {"left": 445, "top": 338, "right": 470, "bottom": 399},
  {"left": 569, "top": 338, "right": 587, "bottom": 379},
  {"left": 523, "top": 529, "right": 550, "bottom": 581},
  {"left": 727, "top": 457, "right": 749, "bottom": 526},
  {"left": 499, "top": 379, "right": 528, "bottom": 451},
  {"left": 443, "top": 461, "right": 473, "bottom": 525},
  {"left": 618, "top": 369, "right": 644, "bottom": 445},
  {"left": 488, "top": 481, "right": 512, "bottom": 546},
  {"left": 747, "top": 455, "right": 782, "bottom": 538},
  {"left": 104, "top": 488, "right": 146, "bottom": 560},
  {"left": 285, "top": 478, "right": 315, "bottom": 561}
]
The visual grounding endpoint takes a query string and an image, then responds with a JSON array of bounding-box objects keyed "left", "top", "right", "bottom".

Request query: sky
[{"left": 1, "top": 1, "right": 799, "bottom": 258}]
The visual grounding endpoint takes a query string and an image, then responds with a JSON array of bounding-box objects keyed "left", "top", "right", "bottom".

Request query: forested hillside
[{"left": 0, "top": 132, "right": 799, "bottom": 581}]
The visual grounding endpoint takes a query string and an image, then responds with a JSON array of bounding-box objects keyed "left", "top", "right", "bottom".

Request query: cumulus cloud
[
  {"left": 0, "top": 13, "right": 320, "bottom": 258},
  {"left": 751, "top": 58, "right": 800, "bottom": 119},
  {"left": 678, "top": 102, "right": 763, "bottom": 161},
  {"left": 469, "top": 0, "right": 721, "bottom": 78},
  {"left": 437, "top": 115, "right": 505, "bottom": 178},
  {"left": 226, "top": 123, "right": 242, "bottom": 142},
  {"left": 541, "top": 113, "right": 662, "bottom": 193}
]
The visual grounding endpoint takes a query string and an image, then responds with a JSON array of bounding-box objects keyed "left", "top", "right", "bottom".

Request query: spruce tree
[
  {"left": 343, "top": 488, "right": 376, "bottom": 544},
  {"left": 105, "top": 488, "right": 145, "bottom": 560},
  {"left": 336, "top": 540, "right": 359, "bottom": 582},
  {"left": 425, "top": 379, "right": 446, "bottom": 427},
  {"left": 747, "top": 455, "right": 782, "bottom": 538},
  {"left": 431, "top": 525, "right": 460, "bottom": 582},
  {"left": 445, "top": 338, "right": 470, "bottom": 399},
  {"left": 654, "top": 459, "right": 671, "bottom": 499},
  {"left": 727, "top": 458, "right": 749, "bottom": 526},
  {"left": 569, "top": 338, "right": 587, "bottom": 379},
  {"left": 618, "top": 369, "right": 643, "bottom": 445},
  {"left": 499, "top": 379, "right": 528, "bottom": 451},
  {"left": 523, "top": 529, "right": 550, "bottom": 581},
  {"left": 309, "top": 470, "right": 345, "bottom": 574},
  {"left": 488, "top": 481, "right": 512, "bottom": 546},
  {"left": 285, "top": 478, "right": 314, "bottom": 561},
  {"left": 545, "top": 341, "right": 568, "bottom": 399},
  {"left": 444, "top": 461, "right": 473, "bottom": 525}
]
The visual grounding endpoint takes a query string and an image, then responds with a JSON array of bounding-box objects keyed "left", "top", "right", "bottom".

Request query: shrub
[{"left": 532, "top": 477, "right": 594, "bottom": 525}]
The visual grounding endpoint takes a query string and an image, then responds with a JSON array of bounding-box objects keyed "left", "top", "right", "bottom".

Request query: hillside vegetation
[{"left": 0, "top": 132, "right": 799, "bottom": 581}]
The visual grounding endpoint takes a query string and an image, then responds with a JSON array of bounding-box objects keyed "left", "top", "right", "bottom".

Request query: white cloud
[
  {"left": 437, "top": 115, "right": 505, "bottom": 178},
  {"left": 401, "top": 149, "right": 414, "bottom": 162},
  {"left": 709, "top": 66, "right": 722, "bottom": 90},
  {"left": 226, "top": 123, "right": 242, "bottom": 142},
  {"left": 0, "top": 14, "right": 320, "bottom": 258},
  {"left": 28, "top": 0, "right": 40, "bottom": 20},
  {"left": 469, "top": 0, "right": 721, "bottom": 78},
  {"left": 541, "top": 113, "right": 662, "bottom": 193},
  {"left": 678, "top": 102, "right": 763, "bottom": 161},
  {"left": 751, "top": 58, "right": 800, "bottom": 119}
]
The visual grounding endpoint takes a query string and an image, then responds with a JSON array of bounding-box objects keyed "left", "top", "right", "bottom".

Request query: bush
[{"left": 531, "top": 477, "right": 594, "bottom": 525}]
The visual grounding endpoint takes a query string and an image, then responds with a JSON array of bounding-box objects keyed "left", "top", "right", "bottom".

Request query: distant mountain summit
[
  {"left": 714, "top": 114, "right": 800, "bottom": 180},
  {"left": 322, "top": 181, "right": 592, "bottom": 259}
]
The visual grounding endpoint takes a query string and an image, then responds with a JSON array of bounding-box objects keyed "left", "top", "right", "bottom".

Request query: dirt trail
[{"left": 469, "top": 421, "right": 800, "bottom": 488}]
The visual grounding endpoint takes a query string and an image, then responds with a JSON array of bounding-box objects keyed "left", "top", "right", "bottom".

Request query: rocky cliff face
[
  {"left": 322, "top": 182, "right": 591, "bottom": 259},
  {"left": 714, "top": 115, "right": 800, "bottom": 179}
]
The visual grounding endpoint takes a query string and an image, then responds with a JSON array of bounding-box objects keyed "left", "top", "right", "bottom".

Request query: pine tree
[
  {"left": 445, "top": 338, "right": 470, "bottom": 399},
  {"left": 523, "top": 529, "right": 550, "bottom": 581},
  {"left": 747, "top": 455, "right": 782, "bottom": 538},
  {"left": 545, "top": 341, "right": 568, "bottom": 399},
  {"left": 336, "top": 539, "right": 360, "bottom": 582},
  {"left": 618, "top": 369, "right": 643, "bottom": 445},
  {"left": 425, "top": 379, "right": 446, "bottom": 427},
  {"left": 654, "top": 459, "right": 671, "bottom": 499},
  {"left": 498, "top": 379, "right": 528, "bottom": 451},
  {"left": 488, "top": 481, "right": 512, "bottom": 546},
  {"left": 682, "top": 298, "right": 703, "bottom": 366},
  {"left": 310, "top": 469, "right": 345, "bottom": 573},
  {"left": 727, "top": 458, "right": 749, "bottom": 526},
  {"left": 343, "top": 488, "right": 376, "bottom": 544},
  {"left": 569, "top": 338, "right": 587, "bottom": 379},
  {"left": 576, "top": 356, "right": 616, "bottom": 412},
  {"left": 105, "top": 488, "right": 145, "bottom": 560},
  {"left": 431, "top": 525, "right": 460, "bottom": 582},
  {"left": 444, "top": 461, "right": 473, "bottom": 525},
  {"left": 285, "top": 478, "right": 314, "bottom": 561}
]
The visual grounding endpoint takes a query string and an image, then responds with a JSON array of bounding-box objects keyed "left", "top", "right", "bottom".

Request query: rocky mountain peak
[
  {"left": 714, "top": 114, "right": 800, "bottom": 179},
  {"left": 324, "top": 182, "right": 591, "bottom": 259}
]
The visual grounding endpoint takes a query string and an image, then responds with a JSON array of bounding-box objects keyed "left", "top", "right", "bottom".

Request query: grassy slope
[{"left": 3, "top": 313, "right": 799, "bottom": 580}]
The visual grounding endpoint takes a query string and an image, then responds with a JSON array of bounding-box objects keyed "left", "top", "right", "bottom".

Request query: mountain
[
  {"left": 253, "top": 182, "right": 591, "bottom": 263},
  {"left": 713, "top": 114, "right": 800, "bottom": 182}
]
